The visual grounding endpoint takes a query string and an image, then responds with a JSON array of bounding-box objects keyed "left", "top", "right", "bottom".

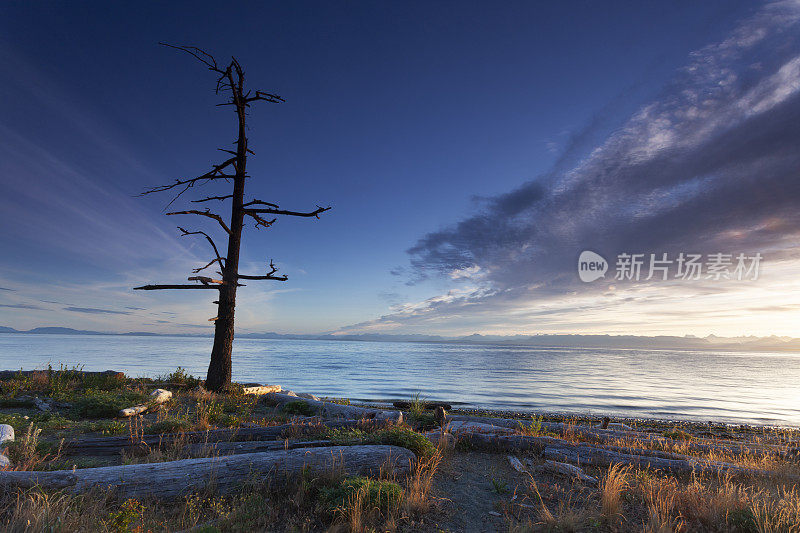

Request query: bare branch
[
  {"left": 243, "top": 199, "right": 279, "bottom": 208},
  {"left": 237, "top": 260, "right": 288, "bottom": 281},
  {"left": 138, "top": 157, "right": 237, "bottom": 208},
  {"left": 159, "top": 43, "right": 223, "bottom": 73},
  {"left": 244, "top": 205, "right": 331, "bottom": 219},
  {"left": 168, "top": 210, "right": 231, "bottom": 234},
  {"left": 245, "top": 91, "right": 285, "bottom": 104},
  {"left": 177, "top": 227, "right": 226, "bottom": 273},
  {"left": 188, "top": 276, "right": 224, "bottom": 285},
  {"left": 192, "top": 195, "right": 234, "bottom": 203},
  {"left": 244, "top": 211, "right": 277, "bottom": 229},
  {"left": 134, "top": 284, "right": 221, "bottom": 291}
]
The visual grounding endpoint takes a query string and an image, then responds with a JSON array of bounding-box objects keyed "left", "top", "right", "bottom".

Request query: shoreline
[{"left": 348, "top": 398, "right": 800, "bottom": 431}]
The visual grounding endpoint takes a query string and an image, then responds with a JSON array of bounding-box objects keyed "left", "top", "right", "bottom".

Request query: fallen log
[
  {"left": 62, "top": 419, "right": 390, "bottom": 456},
  {"left": 241, "top": 384, "right": 281, "bottom": 395},
  {"left": 543, "top": 444, "right": 800, "bottom": 482},
  {"left": 449, "top": 415, "right": 786, "bottom": 458},
  {"left": 119, "top": 389, "right": 173, "bottom": 418},
  {"left": 393, "top": 400, "right": 452, "bottom": 410},
  {"left": 0, "top": 445, "right": 416, "bottom": 499},
  {"left": 185, "top": 439, "right": 333, "bottom": 458},
  {"left": 449, "top": 432, "right": 798, "bottom": 482},
  {"left": 507, "top": 454, "right": 598, "bottom": 485},
  {"left": 33, "top": 397, "right": 52, "bottom": 412},
  {"left": 265, "top": 392, "right": 403, "bottom": 423}
]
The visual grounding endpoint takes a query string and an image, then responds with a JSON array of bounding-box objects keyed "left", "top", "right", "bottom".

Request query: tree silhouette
[{"left": 135, "top": 44, "right": 329, "bottom": 391}]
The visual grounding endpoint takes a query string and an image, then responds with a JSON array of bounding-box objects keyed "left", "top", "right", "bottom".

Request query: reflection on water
[{"left": 0, "top": 334, "right": 798, "bottom": 426}]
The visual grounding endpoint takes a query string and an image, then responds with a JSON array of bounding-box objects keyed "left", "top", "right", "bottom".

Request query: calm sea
[{"left": 0, "top": 333, "right": 798, "bottom": 426}]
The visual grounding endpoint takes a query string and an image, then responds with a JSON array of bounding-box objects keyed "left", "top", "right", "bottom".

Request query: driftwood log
[
  {"left": 241, "top": 384, "right": 281, "bottom": 395},
  {"left": 62, "top": 419, "right": 391, "bottom": 456},
  {"left": 0, "top": 445, "right": 415, "bottom": 499},
  {"left": 447, "top": 431, "right": 799, "bottom": 482},
  {"left": 119, "top": 389, "right": 173, "bottom": 417},
  {"left": 185, "top": 439, "right": 334, "bottom": 458},
  {"left": 265, "top": 392, "right": 403, "bottom": 423},
  {"left": 393, "top": 400, "right": 452, "bottom": 410},
  {"left": 449, "top": 415, "right": 788, "bottom": 458}
]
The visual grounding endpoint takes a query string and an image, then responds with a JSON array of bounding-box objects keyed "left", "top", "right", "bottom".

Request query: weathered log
[
  {"left": 241, "top": 384, "right": 281, "bottom": 395},
  {"left": 533, "top": 459, "right": 599, "bottom": 485},
  {"left": 393, "top": 400, "right": 452, "bottom": 410},
  {"left": 451, "top": 432, "right": 547, "bottom": 455},
  {"left": 185, "top": 439, "right": 333, "bottom": 457},
  {"left": 62, "top": 419, "right": 389, "bottom": 456},
  {"left": 33, "top": 397, "right": 52, "bottom": 412},
  {"left": 507, "top": 454, "right": 598, "bottom": 485},
  {"left": 265, "top": 392, "right": 403, "bottom": 423},
  {"left": 543, "top": 444, "right": 799, "bottom": 481},
  {"left": 119, "top": 389, "right": 173, "bottom": 418},
  {"left": 296, "top": 392, "right": 321, "bottom": 401},
  {"left": 450, "top": 431, "right": 798, "bottom": 482},
  {"left": 0, "top": 445, "right": 415, "bottom": 499},
  {"left": 449, "top": 415, "right": 787, "bottom": 458}
]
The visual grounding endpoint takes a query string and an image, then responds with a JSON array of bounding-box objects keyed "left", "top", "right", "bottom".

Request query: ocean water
[{"left": 0, "top": 333, "right": 798, "bottom": 426}]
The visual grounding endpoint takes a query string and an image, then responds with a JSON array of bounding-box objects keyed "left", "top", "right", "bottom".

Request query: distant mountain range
[{"left": 2, "top": 326, "right": 800, "bottom": 352}]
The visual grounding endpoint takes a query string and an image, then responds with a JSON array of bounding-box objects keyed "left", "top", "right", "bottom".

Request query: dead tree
[{"left": 135, "top": 44, "right": 329, "bottom": 391}]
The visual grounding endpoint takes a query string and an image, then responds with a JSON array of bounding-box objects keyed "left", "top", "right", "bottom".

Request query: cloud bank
[{"left": 344, "top": 1, "right": 800, "bottom": 336}]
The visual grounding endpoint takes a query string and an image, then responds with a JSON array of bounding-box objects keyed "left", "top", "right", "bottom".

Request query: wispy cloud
[
  {"left": 347, "top": 1, "right": 800, "bottom": 336},
  {"left": 63, "top": 307, "right": 131, "bottom": 315},
  {"left": 0, "top": 303, "right": 44, "bottom": 310}
]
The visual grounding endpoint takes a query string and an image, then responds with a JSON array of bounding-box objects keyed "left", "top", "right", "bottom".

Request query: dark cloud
[
  {"left": 0, "top": 303, "right": 43, "bottom": 310},
  {"left": 125, "top": 306, "right": 146, "bottom": 310},
  {"left": 364, "top": 3, "right": 800, "bottom": 332},
  {"left": 63, "top": 307, "right": 131, "bottom": 315},
  {"left": 410, "top": 5, "right": 800, "bottom": 290},
  {"left": 0, "top": 287, "right": 14, "bottom": 291}
]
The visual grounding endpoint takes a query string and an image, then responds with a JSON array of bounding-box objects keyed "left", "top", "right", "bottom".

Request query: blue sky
[{"left": 2, "top": 1, "right": 799, "bottom": 336}]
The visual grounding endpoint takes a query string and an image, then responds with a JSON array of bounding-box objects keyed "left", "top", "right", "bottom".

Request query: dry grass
[
  {"left": 599, "top": 463, "right": 630, "bottom": 521},
  {"left": 402, "top": 444, "right": 443, "bottom": 515}
]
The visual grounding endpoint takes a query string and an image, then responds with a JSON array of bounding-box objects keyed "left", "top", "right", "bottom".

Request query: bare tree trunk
[{"left": 206, "top": 84, "right": 247, "bottom": 392}]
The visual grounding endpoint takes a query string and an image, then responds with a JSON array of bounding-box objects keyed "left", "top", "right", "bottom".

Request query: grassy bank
[{"left": 0, "top": 367, "right": 798, "bottom": 532}]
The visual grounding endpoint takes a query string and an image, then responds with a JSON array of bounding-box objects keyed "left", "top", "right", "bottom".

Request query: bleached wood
[
  {"left": 242, "top": 384, "right": 281, "bottom": 395},
  {"left": 0, "top": 445, "right": 414, "bottom": 499},
  {"left": 119, "top": 389, "right": 173, "bottom": 418}
]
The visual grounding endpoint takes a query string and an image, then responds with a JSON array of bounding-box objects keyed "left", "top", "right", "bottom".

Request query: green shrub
[
  {"left": 158, "top": 367, "right": 201, "bottom": 388},
  {"left": 70, "top": 390, "right": 145, "bottom": 419},
  {"left": 282, "top": 400, "right": 317, "bottom": 416},
  {"left": 320, "top": 476, "right": 403, "bottom": 516},
  {"left": 371, "top": 427, "right": 435, "bottom": 458},
  {"left": 407, "top": 411, "right": 436, "bottom": 431}
]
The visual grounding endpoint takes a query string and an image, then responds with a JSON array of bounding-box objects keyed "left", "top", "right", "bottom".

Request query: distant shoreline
[{"left": 2, "top": 328, "right": 800, "bottom": 353}]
